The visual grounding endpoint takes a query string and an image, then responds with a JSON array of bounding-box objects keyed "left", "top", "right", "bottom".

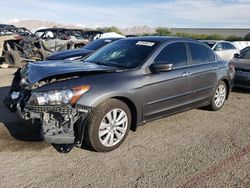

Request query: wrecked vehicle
[
  {"left": 80, "top": 30, "right": 103, "bottom": 41},
  {"left": 4, "top": 37, "right": 234, "bottom": 153},
  {"left": 0, "top": 25, "right": 49, "bottom": 67},
  {"left": 0, "top": 32, "right": 23, "bottom": 67},
  {"left": 34, "top": 28, "right": 89, "bottom": 52},
  {"left": 47, "top": 38, "right": 123, "bottom": 60}
]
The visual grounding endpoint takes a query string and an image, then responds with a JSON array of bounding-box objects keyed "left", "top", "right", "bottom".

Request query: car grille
[{"left": 25, "top": 105, "right": 76, "bottom": 114}]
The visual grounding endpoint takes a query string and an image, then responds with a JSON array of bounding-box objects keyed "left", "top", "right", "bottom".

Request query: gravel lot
[{"left": 0, "top": 68, "right": 249, "bottom": 188}]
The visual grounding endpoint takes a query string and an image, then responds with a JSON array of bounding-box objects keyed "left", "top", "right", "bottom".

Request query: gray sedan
[{"left": 4, "top": 37, "right": 234, "bottom": 153}]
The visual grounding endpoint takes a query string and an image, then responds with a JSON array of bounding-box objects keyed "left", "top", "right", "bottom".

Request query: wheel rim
[
  {"left": 214, "top": 84, "right": 226, "bottom": 108},
  {"left": 98, "top": 108, "right": 128, "bottom": 147}
]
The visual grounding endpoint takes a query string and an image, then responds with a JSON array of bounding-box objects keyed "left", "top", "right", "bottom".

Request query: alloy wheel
[{"left": 98, "top": 108, "right": 128, "bottom": 147}]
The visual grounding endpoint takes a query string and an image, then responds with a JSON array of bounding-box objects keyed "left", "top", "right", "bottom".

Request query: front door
[{"left": 142, "top": 42, "right": 192, "bottom": 120}]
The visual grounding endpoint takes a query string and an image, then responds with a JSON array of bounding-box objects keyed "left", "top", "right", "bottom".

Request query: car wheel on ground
[
  {"left": 209, "top": 81, "right": 227, "bottom": 111},
  {"left": 4, "top": 50, "right": 21, "bottom": 67},
  {"left": 83, "top": 99, "right": 131, "bottom": 152}
]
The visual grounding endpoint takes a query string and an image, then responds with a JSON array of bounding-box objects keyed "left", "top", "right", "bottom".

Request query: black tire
[
  {"left": 4, "top": 50, "right": 21, "bottom": 67},
  {"left": 35, "top": 49, "right": 47, "bottom": 61},
  {"left": 208, "top": 81, "right": 227, "bottom": 111},
  {"left": 83, "top": 99, "right": 131, "bottom": 152}
]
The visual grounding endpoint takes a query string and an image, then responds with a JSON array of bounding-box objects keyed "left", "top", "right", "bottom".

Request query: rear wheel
[
  {"left": 208, "top": 81, "right": 227, "bottom": 111},
  {"left": 4, "top": 50, "right": 21, "bottom": 67},
  {"left": 83, "top": 99, "right": 131, "bottom": 152}
]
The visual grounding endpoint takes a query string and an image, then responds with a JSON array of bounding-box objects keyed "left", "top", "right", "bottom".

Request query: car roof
[
  {"left": 119, "top": 36, "right": 200, "bottom": 43},
  {"left": 97, "top": 37, "right": 123, "bottom": 41},
  {"left": 0, "top": 24, "right": 16, "bottom": 28},
  {"left": 35, "top": 28, "right": 70, "bottom": 32}
]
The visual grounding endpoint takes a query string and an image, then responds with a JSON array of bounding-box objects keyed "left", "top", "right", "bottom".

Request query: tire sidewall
[
  {"left": 86, "top": 99, "right": 131, "bottom": 152},
  {"left": 4, "top": 50, "right": 21, "bottom": 67},
  {"left": 211, "top": 81, "right": 227, "bottom": 111}
]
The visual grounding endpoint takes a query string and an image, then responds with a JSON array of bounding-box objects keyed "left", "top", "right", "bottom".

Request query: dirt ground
[{"left": 0, "top": 68, "right": 249, "bottom": 188}]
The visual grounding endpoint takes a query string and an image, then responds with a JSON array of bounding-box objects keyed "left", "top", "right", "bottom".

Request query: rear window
[
  {"left": 223, "top": 43, "right": 236, "bottom": 50},
  {"left": 189, "top": 43, "right": 215, "bottom": 64}
]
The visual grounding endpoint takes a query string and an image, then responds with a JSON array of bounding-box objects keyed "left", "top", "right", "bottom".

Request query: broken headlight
[{"left": 28, "top": 85, "right": 90, "bottom": 106}]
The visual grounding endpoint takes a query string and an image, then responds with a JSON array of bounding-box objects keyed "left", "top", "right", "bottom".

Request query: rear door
[
  {"left": 187, "top": 42, "right": 219, "bottom": 103},
  {"left": 143, "top": 42, "right": 192, "bottom": 120}
]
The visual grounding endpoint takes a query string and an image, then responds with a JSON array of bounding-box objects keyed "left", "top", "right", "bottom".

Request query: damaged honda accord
[{"left": 4, "top": 37, "right": 235, "bottom": 153}]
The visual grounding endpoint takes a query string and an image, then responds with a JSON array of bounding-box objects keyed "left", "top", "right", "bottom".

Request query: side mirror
[
  {"left": 150, "top": 62, "right": 173, "bottom": 73},
  {"left": 233, "top": 53, "right": 239, "bottom": 58}
]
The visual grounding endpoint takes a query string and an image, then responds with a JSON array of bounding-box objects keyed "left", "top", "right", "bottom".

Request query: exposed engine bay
[{"left": 4, "top": 68, "right": 92, "bottom": 153}]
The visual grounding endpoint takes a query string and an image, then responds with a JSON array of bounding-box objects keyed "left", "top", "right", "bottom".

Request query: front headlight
[{"left": 28, "top": 85, "right": 90, "bottom": 106}]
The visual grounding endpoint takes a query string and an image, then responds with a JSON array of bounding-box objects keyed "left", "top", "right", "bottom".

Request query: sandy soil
[{"left": 0, "top": 68, "right": 249, "bottom": 188}]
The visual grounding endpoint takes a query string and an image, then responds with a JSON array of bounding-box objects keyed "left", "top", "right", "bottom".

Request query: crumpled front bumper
[
  {"left": 4, "top": 90, "right": 91, "bottom": 146},
  {"left": 20, "top": 103, "right": 91, "bottom": 145}
]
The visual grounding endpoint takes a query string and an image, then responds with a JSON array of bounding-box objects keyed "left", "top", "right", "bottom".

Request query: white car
[{"left": 201, "top": 40, "right": 240, "bottom": 61}]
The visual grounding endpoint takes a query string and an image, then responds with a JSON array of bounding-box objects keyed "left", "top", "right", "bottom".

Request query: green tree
[
  {"left": 225, "top": 35, "right": 243, "bottom": 41},
  {"left": 244, "top": 33, "right": 250, "bottom": 41},
  {"left": 155, "top": 27, "right": 171, "bottom": 36},
  {"left": 96, "top": 26, "right": 123, "bottom": 35}
]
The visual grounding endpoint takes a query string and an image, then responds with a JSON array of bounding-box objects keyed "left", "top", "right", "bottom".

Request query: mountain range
[{"left": 10, "top": 20, "right": 156, "bottom": 35}]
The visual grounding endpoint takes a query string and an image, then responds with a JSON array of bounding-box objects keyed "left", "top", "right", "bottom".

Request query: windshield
[
  {"left": 85, "top": 39, "right": 159, "bottom": 69},
  {"left": 84, "top": 39, "right": 118, "bottom": 51}
]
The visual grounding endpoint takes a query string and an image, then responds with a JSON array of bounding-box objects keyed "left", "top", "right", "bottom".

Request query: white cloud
[
  {"left": 143, "top": 0, "right": 250, "bottom": 27},
  {"left": 1, "top": 0, "right": 250, "bottom": 28},
  {"left": 7, "top": 18, "right": 20, "bottom": 24}
]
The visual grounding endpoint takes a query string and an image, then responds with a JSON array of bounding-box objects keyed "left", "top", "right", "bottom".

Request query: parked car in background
[
  {"left": 47, "top": 38, "right": 122, "bottom": 60},
  {"left": 34, "top": 28, "right": 89, "bottom": 52},
  {"left": 230, "top": 47, "right": 250, "bottom": 89},
  {"left": 80, "top": 30, "right": 103, "bottom": 41},
  {"left": 4, "top": 37, "right": 234, "bottom": 153},
  {"left": 201, "top": 40, "right": 240, "bottom": 61},
  {"left": 93, "top": 32, "right": 125, "bottom": 40}
]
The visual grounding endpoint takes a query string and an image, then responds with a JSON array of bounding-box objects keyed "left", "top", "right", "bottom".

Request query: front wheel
[
  {"left": 209, "top": 81, "right": 227, "bottom": 111},
  {"left": 83, "top": 99, "right": 131, "bottom": 152}
]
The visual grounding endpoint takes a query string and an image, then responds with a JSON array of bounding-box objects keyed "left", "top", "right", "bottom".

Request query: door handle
[
  {"left": 212, "top": 65, "right": 219, "bottom": 70},
  {"left": 182, "top": 71, "right": 191, "bottom": 77}
]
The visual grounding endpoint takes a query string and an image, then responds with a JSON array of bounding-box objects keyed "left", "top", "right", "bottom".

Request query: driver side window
[{"left": 154, "top": 42, "right": 187, "bottom": 68}]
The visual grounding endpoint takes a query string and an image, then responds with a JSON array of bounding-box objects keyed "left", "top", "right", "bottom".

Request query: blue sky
[{"left": 1, "top": 0, "right": 250, "bottom": 28}]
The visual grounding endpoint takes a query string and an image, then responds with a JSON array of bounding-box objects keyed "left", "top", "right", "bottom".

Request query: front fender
[{"left": 76, "top": 90, "right": 143, "bottom": 124}]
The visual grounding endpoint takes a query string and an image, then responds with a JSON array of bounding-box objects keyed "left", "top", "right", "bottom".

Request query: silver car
[{"left": 201, "top": 40, "right": 240, "bottom": 61}]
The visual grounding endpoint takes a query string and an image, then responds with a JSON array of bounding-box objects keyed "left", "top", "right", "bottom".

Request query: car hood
[
  {"left": 23, "top": 60, "right": 121, "bottom": 84},
  {"left": 47, "top": 48, "right": 94, "bottom": 60},
  {"left": 231, "top": 59, "right": 250, "bottom": 71}
]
